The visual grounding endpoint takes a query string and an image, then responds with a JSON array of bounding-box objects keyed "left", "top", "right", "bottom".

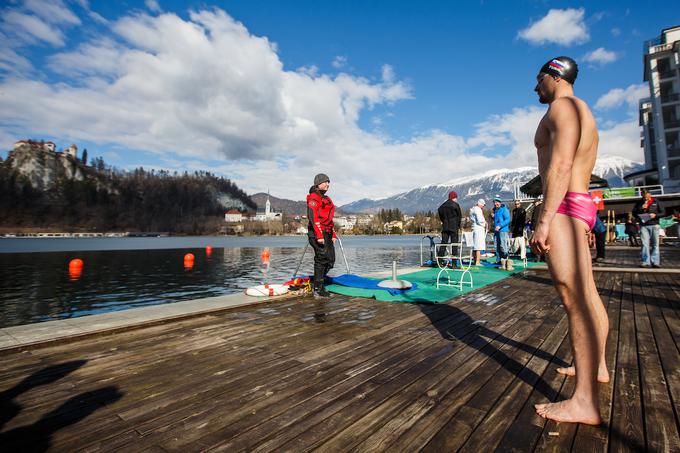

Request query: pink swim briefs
[{"left": 556, "top": 192, "right": 597, "bottom": 231}]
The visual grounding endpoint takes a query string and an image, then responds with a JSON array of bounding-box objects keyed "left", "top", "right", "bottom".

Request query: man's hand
[
  {"left": 317, "top": 238, "right": 324, "bottom": 244},
  {"left": 529, "top": 222, "right": 551, "bottom": 255},
  {"left": 495, "top": 226, "right": 500, "bottom": 232},
  {"left": 650, "top": 213, "right": 657, "bottom": 219},
  {"left": 332, "top": 237, "right": 336, "bottom": 243}
]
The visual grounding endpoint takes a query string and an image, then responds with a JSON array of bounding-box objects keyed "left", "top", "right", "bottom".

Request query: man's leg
[
  {"left": 640, "top": 226, "right": 651, "bottom": 265},
  {"left": 534, "top": 214, "right": 605, "bottom": 424},
  {"left": 309, "top": 237, "right": 330, "bottom": 294},
  {"left": 595, "top": 231, "right": 606, "bottom": 259},
  {"left": 650, "top": 225, "right": 660, "bottom": 266},
  {"left": 438, "top": 231, "right": 451, "bottom": 257},
  {"left": 494, "top": 231, "right": 501, "bottom": 263}
]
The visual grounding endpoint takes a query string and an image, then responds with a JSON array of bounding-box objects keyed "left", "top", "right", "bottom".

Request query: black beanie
[{"left": 313, "top": 173, "right": 330, "bottom": 186}]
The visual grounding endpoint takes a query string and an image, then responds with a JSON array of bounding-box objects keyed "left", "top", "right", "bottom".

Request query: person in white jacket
[{"left": 469, "top": 199, "right": 487, "bottom": 265}]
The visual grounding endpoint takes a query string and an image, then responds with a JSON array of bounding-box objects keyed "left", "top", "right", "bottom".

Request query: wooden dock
[{"left": 1, "top": 248, "right": 679, "bottom": 452}]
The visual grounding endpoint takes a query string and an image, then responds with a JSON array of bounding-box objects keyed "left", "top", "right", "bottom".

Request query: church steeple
[{"left": 265, "top": 189, "right": 271, "bottom": 216}]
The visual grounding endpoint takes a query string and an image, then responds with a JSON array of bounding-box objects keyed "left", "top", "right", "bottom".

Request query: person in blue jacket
[{"left": 492, "top": 196, "right": 511, "bottom": 268}]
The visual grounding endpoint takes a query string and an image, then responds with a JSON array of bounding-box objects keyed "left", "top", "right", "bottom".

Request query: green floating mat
[{"left": 327, "top": 259, "right": 542, "bottom": 303}]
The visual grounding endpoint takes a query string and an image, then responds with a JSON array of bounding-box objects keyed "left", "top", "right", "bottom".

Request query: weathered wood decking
[{"left": 1, "top": 250, "right": 679, "bottom": 452}]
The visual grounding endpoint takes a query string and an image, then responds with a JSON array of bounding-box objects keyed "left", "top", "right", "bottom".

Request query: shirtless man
[{"left": 530, "top": 56, "right": 609, "bottom": 425}]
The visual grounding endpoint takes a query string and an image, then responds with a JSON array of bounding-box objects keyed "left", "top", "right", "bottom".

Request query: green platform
[{"left": 327, "top": 259, "right": 541, "bottom": 303}]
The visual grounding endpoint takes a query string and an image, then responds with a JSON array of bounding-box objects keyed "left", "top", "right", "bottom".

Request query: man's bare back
[{"left": 535, "top": 96, "right": 598, "bottom": 196}]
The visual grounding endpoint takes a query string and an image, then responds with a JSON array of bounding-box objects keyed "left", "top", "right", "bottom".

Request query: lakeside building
[
  {"left": 253, "top": 193, "right": 282, "bottom": 221},
  {"left": 629, "top": 25, "right": 680, "bottom": 191},
  {"left": 224, "top": 209, "right": 243, "bottom": 222}
]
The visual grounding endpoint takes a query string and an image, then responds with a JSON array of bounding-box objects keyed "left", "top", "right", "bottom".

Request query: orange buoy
[
  {"left": 261, "top": 248, "right": 270, "bottom": 265},
  {"left": 206, "top": 245, "right": 213, "bottom": 257},
  {"left": 68, "top": 259, "right": 83, "bottom": 280},
  {"left": 184, "top": 253, "right": 195, "bottom": 262},
  {"left": 184, "top": 260, "right": 194, "bottom": 270}
]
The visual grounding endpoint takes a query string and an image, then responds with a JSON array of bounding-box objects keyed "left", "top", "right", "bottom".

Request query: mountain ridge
[{"left": 341, "top": 155, "right": 644, "bottom": 214}]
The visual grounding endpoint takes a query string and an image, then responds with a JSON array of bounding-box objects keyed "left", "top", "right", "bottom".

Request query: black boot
[{"left": 314, "top": 286, "right": 331, "bottom": 299}]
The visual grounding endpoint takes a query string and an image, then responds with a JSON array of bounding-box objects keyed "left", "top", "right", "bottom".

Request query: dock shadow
[
  {"left": 0, "top": 386, "right": 123, "bottom": 451},
  {"left": 0, "top": 360, "right": 87, "bottom": 430},
  {"left": 417, "top": 303, "right": 566, "bottom": 399}
]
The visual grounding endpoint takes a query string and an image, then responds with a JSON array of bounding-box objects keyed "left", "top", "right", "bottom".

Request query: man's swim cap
[{"left": 540, "top": 56, "right": 578, "bottom": 84}]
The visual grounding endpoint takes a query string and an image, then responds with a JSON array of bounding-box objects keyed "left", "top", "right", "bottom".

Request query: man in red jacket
[{"left": 307, "top": 173, "right": 337, "bottom": 298}]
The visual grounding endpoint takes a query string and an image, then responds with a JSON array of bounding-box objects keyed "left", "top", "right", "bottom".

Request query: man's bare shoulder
[{"left": 547, "top": 97, "right": 580, "bottom": 121}]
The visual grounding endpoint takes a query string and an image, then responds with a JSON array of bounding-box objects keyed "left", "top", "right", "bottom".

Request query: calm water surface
[{"left": 0, "top": 235, "right": 432, "bottom": 327}]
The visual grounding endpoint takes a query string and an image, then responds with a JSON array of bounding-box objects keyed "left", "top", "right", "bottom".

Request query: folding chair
[{"left": 435, "top": 241, "right": 473, "bottom": 290}]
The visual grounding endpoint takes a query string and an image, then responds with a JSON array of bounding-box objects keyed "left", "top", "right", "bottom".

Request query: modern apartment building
[{"left": 629, "top": 25, "right": 680, "bottom": 192}]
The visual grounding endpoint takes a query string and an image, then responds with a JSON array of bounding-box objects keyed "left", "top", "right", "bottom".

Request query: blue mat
[{"left": 328, "top": 274, "right": 418, "bottom": 296}]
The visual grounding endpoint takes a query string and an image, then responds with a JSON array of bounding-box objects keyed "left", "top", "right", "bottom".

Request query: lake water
[{"left": 0, "top": 235, "right": 435, "bottom": 327}]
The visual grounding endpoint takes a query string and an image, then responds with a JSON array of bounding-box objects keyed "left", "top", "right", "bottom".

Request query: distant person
[
  {"left": 437, "top": 191, "right": 462, "bottom": 262},
  {"left": 632, "top": 189, "right": 661, "bottom": 268},
  {"left": 530, "top": 56, "right": 608, "bottom": 425},
  {"left": 624, "top": 213, "right": 639, "bottom": 247},
  {"left": 529, "top": 200, "right": 545, "bottom": 262},
  {"left": 307, "top": 173, "right": 336, "bottom": 298},
  {"left": 469, "top": 199, "right": 487, "bottom": 265},
  {"left": 492, "top": 196, "right": 511, "bottom": 269},
  {"left": 510, "top": 199, "right": 527, "bottom": 260},
  {"left": 591, "top": 216, "right": 606, "bottom": 263}
]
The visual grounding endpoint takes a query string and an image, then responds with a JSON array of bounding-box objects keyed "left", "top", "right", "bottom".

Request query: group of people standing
[{"left": 438, "top": 193, "right": 527, "bottom": 269}]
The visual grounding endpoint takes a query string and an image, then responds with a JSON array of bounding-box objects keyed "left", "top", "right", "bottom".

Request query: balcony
[
  {"left": 665, "top": 120, "right": 680, "bottom": 129},
  {"left": 658, "top": 69, "right": 677, "bottom": 79},
  {"left": 648, "top": 42, "right": 674, "bottom": 55},
  {"left": 661, "top": 93, "right": 680, "bottom": 103},
  {"left": 668, "top": 146, "right": 680, "bottom": 158}
]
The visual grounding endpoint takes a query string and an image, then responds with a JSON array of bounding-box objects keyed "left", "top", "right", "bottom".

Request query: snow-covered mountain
[{"left": 341, "top": 155, "right": 644, "bottom": 214}]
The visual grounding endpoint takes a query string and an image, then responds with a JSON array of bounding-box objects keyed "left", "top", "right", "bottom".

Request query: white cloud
[
  {"left": 0, "top": 7, "right": 642, "bottom": 204},
  {"left": 1, "top": 11, "right": 66, "bottom": 46},
  {"left": 517, "top": 8, "right": 590, "bottom": 46},
  {"left": 23, "top": 0, "right": 80, "bottom": 25},
  {"left": 598, "top": 120, "right": 643, "bottom": 161},
  {"left": 332, "top": 55, "right": 347, "bottom": 68},
  {"left": 145, "top": 0, "right": 162, "bottom": 14},
  {"left": 611, "top": 27, "right": 621, "bottom": 37},
  {"left": 582, "top": 47, "right": 618, "bottom": 65},
  {"left": 595, "top": 84, "right": 649, "bottom": 110}
]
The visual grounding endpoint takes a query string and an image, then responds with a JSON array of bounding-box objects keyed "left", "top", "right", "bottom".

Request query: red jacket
[{"left": 307, "top": 191, "right": 336, "bottom": 239}]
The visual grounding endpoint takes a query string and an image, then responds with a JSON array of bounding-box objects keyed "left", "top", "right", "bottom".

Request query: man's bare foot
[
  {"left": 535, "top": 399, "right": 602, "bottom": 425},
  {"left": 556, "top": 365, "right": 610, "bottom": 383}
]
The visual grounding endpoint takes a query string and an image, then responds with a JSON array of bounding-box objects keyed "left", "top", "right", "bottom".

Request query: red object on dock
[{"left": 206, "top": 245, "right": 213, "bottom": 257}]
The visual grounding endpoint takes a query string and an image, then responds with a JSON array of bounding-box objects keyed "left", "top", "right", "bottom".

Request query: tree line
[{"left": 0, "top": 156, "right": 257, "bottom": 234}]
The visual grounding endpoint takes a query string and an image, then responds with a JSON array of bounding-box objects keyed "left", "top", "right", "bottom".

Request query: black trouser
[
  {"left": 309, "top": 231, "right": 335, "bottom": 290},
  {"left": 594, "top": 231, "right": 606, "bottom": 259},
  {"left": 438, "top": 230, "right": 459, "bottom": 257}
]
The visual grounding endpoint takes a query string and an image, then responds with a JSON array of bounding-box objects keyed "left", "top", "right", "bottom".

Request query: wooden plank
[
  {"left": 608, "top": 272, "right": 646, "bottom": 453},
  {"left": 635, "top": 273, "right": 680, "bottom": 452},
  {"left": 337, "top": 299, "right": 563, "bottom": 452}
]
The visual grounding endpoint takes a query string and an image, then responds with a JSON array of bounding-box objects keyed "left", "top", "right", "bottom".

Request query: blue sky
[{"left": 1, "top": 1, "right": 678, "bottom": 203}]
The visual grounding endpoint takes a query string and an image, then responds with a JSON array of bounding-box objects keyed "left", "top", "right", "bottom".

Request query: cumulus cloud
[
  {"left": 582, "top": 47, "right": 618, "bottom": 65},
  {"left": 598, "top": 120, "right": 643, "bottom": 161},
  {"left": 517, "top": 8, "right": 589, "bottom": 46},
  {"left": 0, "top": 7, "right": 642, "bottom": 203},
  {"left": 595, "top": 84, "right": 649, "bottom": 110}
]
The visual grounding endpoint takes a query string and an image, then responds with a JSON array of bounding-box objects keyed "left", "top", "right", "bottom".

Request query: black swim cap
[{"left": 540, "top": 56, "right": 578, "bottom": 84}]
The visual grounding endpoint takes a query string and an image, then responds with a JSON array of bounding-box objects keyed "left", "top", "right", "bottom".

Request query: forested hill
[{"left": 0, "top": 143, "right": 256, "bottom": 234}]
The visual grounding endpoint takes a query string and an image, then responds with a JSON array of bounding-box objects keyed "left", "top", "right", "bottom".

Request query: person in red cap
[
  {"left": 307, "top": 173, "right": 336, "bottom": 298},
  {"left": 437, "top": 191, "right": 462, "bottom": 263}
]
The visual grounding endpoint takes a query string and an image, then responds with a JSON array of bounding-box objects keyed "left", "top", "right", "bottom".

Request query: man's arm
[{"left": 531, "top": 98, "right": 581, "bottom": 253}]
